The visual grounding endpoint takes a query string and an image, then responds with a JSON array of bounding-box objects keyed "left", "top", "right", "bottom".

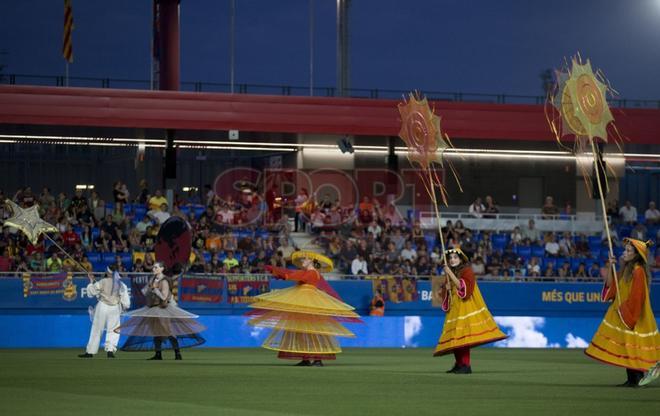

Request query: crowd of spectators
[
  {"left": 309, "top": 195, "right": 660, "bottom": 281},
  {"left": 0, "top": 185, "right": 659, "bottom": 282},
  {"left": 0, "top": 184, "right": 293, "bottom": 275}
]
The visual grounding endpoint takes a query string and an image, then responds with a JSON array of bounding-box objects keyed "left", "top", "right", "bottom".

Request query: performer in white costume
[{"left": 78, "top": 266, "right": 130, "bottom": 358}]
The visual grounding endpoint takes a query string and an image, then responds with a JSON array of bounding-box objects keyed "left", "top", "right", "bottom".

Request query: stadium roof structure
[{"left": 0, "top": 84, "right": 659, "bottom": 144}]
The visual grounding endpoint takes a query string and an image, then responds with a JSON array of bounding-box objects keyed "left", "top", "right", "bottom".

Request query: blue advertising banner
[{"left": 0, "top": 276, "right": 659, "bottom": 317}]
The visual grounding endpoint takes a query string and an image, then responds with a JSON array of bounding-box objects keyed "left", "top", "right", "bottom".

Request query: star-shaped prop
[{"left": 4, "top": 199, "right": 58, "bottom": 244}]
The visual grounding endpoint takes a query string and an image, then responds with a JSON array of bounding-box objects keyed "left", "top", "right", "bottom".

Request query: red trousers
[{"left": 453, "top": 347, "right": 471, "bottom": 366}]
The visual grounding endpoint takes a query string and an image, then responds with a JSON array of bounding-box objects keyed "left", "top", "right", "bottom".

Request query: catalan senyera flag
[{"left": 62, "top": 0, "right": 74, "bottom": 63}]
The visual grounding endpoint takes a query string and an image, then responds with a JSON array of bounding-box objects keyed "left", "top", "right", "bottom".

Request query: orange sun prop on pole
[
  {"left": 398, "top": 92, "right": 462, "bottom": 265},
  {"left": 546, "top": 55, "right": 622, "bottom": 305}
]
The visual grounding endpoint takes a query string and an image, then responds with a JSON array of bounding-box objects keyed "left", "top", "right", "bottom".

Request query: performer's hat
[
  {"left": 622, "top": 238, "right": 653, "bottom": 264},
  {"left": 444, "top": 246, "right": 468, "bottom": 263},
  {"left": 291, "top": 250, "right": 334, "bottom": 272}
]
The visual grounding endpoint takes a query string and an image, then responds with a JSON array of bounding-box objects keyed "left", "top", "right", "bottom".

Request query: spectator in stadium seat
[
  {"left": 433, "top": 247, "right": 506, "bottom": 373},
  {"left": 510, "top": 226, "right": 523, "bottom": 246},
  {"left": 544, "top": 232, "right": 560, "bottom": 257},
  {"left": 46, "top": 252, "right": 63, "bottom": 272},
  {"left": 222, "top": 250, "right": 239, "bottom": 270},
  {"left": 62, "top": 224, "right": 80, "bottom": 249},
  {"left": 645, "top": 201, "right": 660, "bottom": 225},
  {"left": 527, "top": 257, "right": 541, "bottom": 278},
  {"left": 137, "top": 180, "right": 150, "bottom": 205},
  {"left": 541, "top": 196, "right": 560, "bottom": 219},
  {"left": 558, "top": 261, "right": 573, "bottom": 280},
  {"left": 468, "top": 197, "right": 485, "bottom": 218},
  {"left": 148, "top": 189, "right": 168, "bottom": 211},
  {"left": 21, "top": 187, "right": 36, "bottom": 208},
  {"left": 471, "top": 256, "right": 485, "bottom": 276},
  {"left": 619, "top": 200, "right": 638, "bottom": 225},
  {"left": 149, "top": 203, "right": 171, "bottom": 225},
  {"left": 522, "top": 219, "right": 540, "bottom": 245},
  {"left": 558, "top": 232, "right": 575, "bottom": 257},
  {"left": 143, "top": 253, "right": 155, "bottom": 273},
  {"left": 0, "top": 248, "right": 13, "bottom": 272},
  {"left": 383, "top": 204, "right": 405, "bottom": 227},
  {"left": 575, "top": 263, "right": 587, "bottom": 280},
  {"left": 367, "top": 219, "right": 382, "bottom": 241},
  {"left": 602, "top": 223, "right": 621, "bottom": 247},
  {"left": 630, "top": 222, "right": 647, "bottom": 241},
  {"left": 588, "top": 262, "right": 601, "bottom": 279},
  {"left": 400, "top": 241, "right": 417, "bottom": 262},
  {"left": 483, "top": 195, "right": 499, "bottom": 218},
  {"left": 132, "top": 258, "right": 145, "bottom": 273},
  {"left": 351, "top": 254, "right": 368, "bottom": 277},
  {"left": 77, "top": 204, "right": 95, "bottom": 228},
  {"left": 543, "top": 261, "right": 556, "bottom": 279},
  {"left": 39, "top": 187, "right": 56, "bottom": 213},
  {"left": 454, "top": 220, "right": 467, "bottom": 239}
]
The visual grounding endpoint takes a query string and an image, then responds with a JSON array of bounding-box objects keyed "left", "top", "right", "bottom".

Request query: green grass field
[{"left": 1, "top": 348, "right": 659, "bottom": 416}]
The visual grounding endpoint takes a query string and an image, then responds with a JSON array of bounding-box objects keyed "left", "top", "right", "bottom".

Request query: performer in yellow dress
[
  {"left": 248, "top": 251, "right": 361, "bottom": 367},
  {"left": 433, "top": 248, "right": 507, "bottom": 373},
  {"left": 585, "top": 238, "right": 660, "bottom": 387}
]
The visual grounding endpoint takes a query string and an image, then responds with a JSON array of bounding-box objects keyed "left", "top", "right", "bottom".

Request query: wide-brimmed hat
[
  {"left": 622, "top": 238, "right": 653, "bottom": 264},
  {"left": 291, "top": 250, "right": 334, "bottom": 272},
  {"left": 444, "top": 247, "right": 468, "bottom": 263}
]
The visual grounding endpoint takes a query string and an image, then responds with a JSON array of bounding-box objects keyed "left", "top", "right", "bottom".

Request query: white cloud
[
  {"left": 249, "top": 326, "right": 265, "bottom": 339},
  {"left": 565, "top": 333, "right": 589, "bottom": 348},
  {"left": 494, "top": 316, "right": 560, "bottom": 348},
  {"left": 404, "top": 316, "right": 422, "bottom": 347}
]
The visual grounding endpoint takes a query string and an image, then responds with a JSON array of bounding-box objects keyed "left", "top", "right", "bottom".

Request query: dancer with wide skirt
[
  {"left": 248, "top": 251, "right": 361, "bottom": 367},
  {"left": 433, "top": 247, "right": 507, "bottom": 374},
  {"left": 116, "top": 262, "right": 206, "bottom": 360},
  {"left": 585, "top": 238, "right": 660, "bottom": 387}
]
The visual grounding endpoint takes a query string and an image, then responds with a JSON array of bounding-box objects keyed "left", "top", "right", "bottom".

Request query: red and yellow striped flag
[{"left": 62, "top": 0, "right": 74, "bottom": 63}]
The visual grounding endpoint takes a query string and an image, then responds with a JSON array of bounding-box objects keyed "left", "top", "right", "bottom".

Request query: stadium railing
[{"left": 419, "top": 211, "right": 607, "bottom": 234}]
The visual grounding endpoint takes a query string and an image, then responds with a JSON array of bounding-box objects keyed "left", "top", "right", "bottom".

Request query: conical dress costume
[
  {"left": 248, "top": 266, "right": 361, "bottom": 361},
  {"left": 433, "top": 267, "right": 506, "bottom": 356},
  {"left": 585, "top": 265, "right": 660, "bottom": 371},
  {"left": 116, "top": 276, "right": 206, "bottom": 351}
]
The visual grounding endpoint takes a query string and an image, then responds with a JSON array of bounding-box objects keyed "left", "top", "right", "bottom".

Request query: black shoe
[
  {"left": 147, "top": 353, "right": 162, "bottom": 360},
  {"left": 311, "top": 360, "right": 324, "bottom": 367},
  {"left": 454, "top": 365, "right": 472, "bottom": 374},
  {"left": 295, "top": 360, "right": 312, "bottom": 366},
  {"left": 618, "top": 380, "right": 632, "bottom": 387},
  {"left": 175, "top": 353, "right": 182, "bottom": 360},
  {"left": 107, "top": 352, "right": 116, "bottom": 359},
  {"left": 446, "top": 363, "right": 459, "bottom": 373},
  {"left": 78, "top": 353, "right": 93, "bottom": 358}
]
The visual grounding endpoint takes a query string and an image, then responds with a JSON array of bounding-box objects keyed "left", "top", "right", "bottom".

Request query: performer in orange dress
[
  {"left": 585, "top": 238, "right": 660, "bottom": 387},
  {"left": 433, "top": 247, "right": 507, "bottom": 374},
  {"left": 248, "top": 251, "right": 361, "bottom": 367}
]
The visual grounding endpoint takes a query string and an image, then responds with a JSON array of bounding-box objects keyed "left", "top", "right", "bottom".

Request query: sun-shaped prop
[
  {"left": 398, "top": 93, "right": 442, "bottom": 169},
  {"left": 397, "top": 92, "right": 460, "bottom": 206},
  {"left": 550, "top": 57, "right": 614, "bottom": 142},
  {"left": 397, "top": 92, "right": 462, "bottom": 267},
  {"left": 546, "top": 55, "right": 622, "bottom": 306}
]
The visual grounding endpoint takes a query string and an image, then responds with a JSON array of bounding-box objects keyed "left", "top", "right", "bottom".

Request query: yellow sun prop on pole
[
  {"left": 398, "top": 92, "right": 462, "bottom": 265},
  {"left": 547, "top": 56, "right": 622, "bottom": 305}
]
